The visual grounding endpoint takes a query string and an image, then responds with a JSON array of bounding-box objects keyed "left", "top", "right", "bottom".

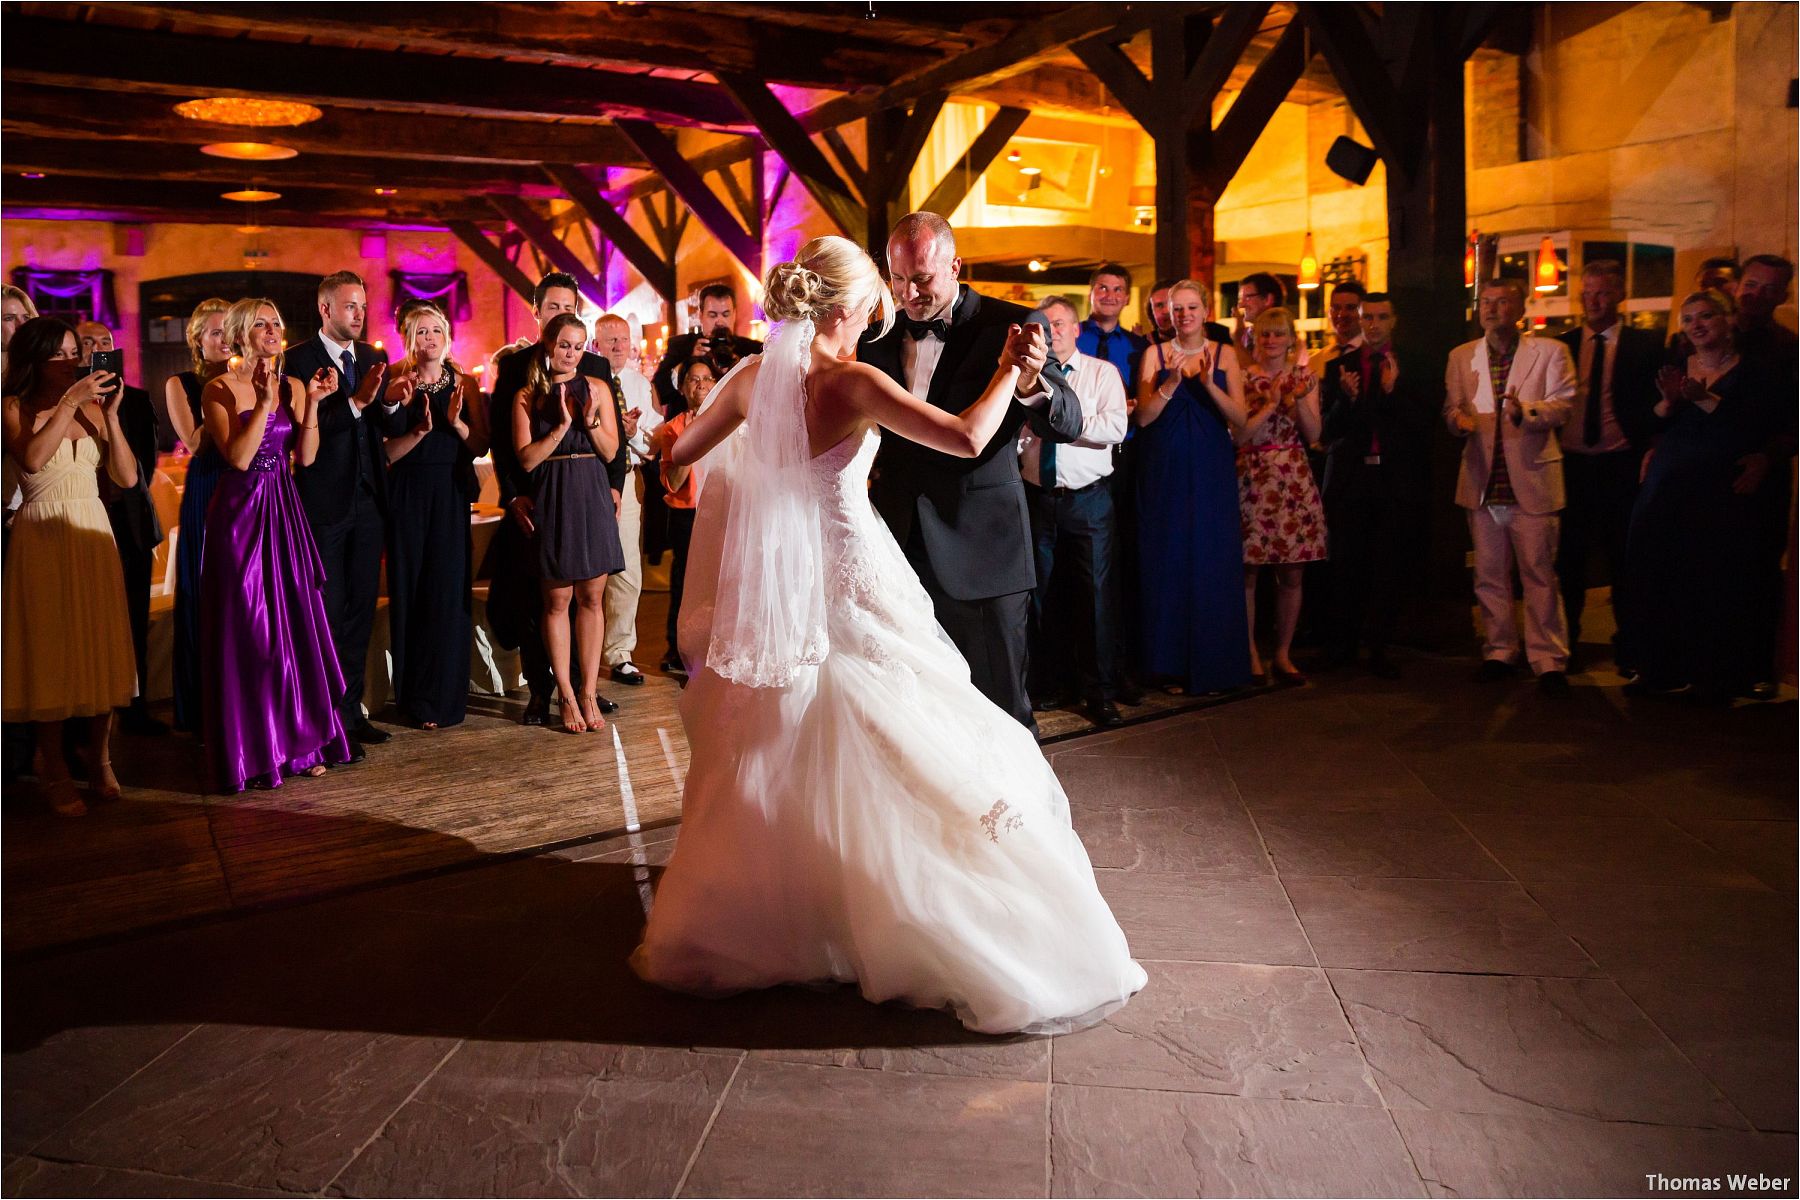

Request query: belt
[{"left": 543, "top": 452, "right": 597, "bottom": 462}]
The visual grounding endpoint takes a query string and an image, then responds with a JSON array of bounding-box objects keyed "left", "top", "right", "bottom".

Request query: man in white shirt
[
  {"left": 592, "top": 313, "right": 662, "bottom": 686},
  {"left": 1020, "top": 296, "right": 1131, "bottom": 726}
]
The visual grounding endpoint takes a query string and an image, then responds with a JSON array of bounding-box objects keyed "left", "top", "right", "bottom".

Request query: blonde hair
[
  {"left": 223, "top": 297, "right": 286, "bottom": 375},
  {"left": 1, "top": 284, "right": 38, "bottom": 320},
  {"left": 1679, "top": 287, "right": 1738, "bottom": 320},
  {"left": 525, "top": 311, "right": 589, "bottom": 405},
  {"left": 762, "top": 235, "right": 895, "bottom": 338},
  {"left": 1251, "top": 305, "right": 1298, "bottom": 352},
  {"left": 395, "top": 302, "right": 461, "bottom": 379},
  {"left": 185, "top": 297, "right": 231, "bottom": 376}
]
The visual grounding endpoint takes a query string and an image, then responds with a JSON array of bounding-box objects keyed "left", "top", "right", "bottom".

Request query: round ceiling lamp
[
  {"left": 201, "top": 142, "right": 299, "bottom": 161},
  {"left": 374, "top": 187, "right": 398, "bottom": 196},
  {"left": 175, "top": 97, "right": 323, "bottom": 127},
  {"left": 19, "top": 171, "right": 45, "bottom": 179},
  {"left": 221, "top": 188, "right": 281, "bottom": 202}
]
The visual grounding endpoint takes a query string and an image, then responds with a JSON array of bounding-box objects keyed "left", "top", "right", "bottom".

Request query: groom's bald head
[{"left": 887, "top": 211, "right": 961, "bottom": 322}]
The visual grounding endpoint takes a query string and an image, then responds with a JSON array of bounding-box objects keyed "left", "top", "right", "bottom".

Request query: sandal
[
  {"left": 558, "top": 690, "right": 588, "bottom": 735},
  {"left": 578, "top": 693, "right": 606, "bottom": 732},
  {"left": 45, "top": 774, "right": 87, "bottom": 817},
  {"left": 83, "top": 754, "right": 123, "bottom": 803}
]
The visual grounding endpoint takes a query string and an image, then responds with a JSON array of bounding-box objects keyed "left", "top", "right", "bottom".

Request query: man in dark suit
[
  {"left": 78, "top": 321, "right": 166, "bottom": 735},
  {"left": 486, "top": 271, "right": 619, "bottom": 724},
  {"left": 649, "top": 283, "right": 762, "bottom": 416},
  {"left": 1318, "top": 294, "right": 1432, "bottom": 678},
  {"left": 285, "top": 271, "right": 391, "bottom": 758},
  {"left": 862, "top": 211, "right": 1083, "bottom": 729},
  {"left": 1554, "top": 260, "right": 1662, "bottom": 667}
]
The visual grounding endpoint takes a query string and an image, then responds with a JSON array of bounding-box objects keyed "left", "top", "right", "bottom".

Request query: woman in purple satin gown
[{"left": 200, "top": 298, "right": 352, "bottom": 792}]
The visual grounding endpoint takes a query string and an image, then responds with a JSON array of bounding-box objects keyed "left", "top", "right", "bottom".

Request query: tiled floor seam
[
  {"left": 14, "top": 1022, "right": 203, "bottom": 1162},
  {"left": 672, "top": 1052, "right": 745, "bottom": 1198},
  {"left": 316, "top": 1037, "right": 468, "bottom": 1197}
]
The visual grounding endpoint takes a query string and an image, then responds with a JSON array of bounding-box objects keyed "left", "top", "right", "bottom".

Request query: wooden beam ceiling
[{"left": 4, "top": 174, "right": 490, "bottom": 227}]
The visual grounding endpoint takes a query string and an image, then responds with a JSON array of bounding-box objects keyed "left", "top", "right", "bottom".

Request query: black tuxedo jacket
[
  {"left": 861, "top": 286, "right": 1083, "bottom": 600},
  {"left": 285, "top": 336, "right": 390, "bottom": 526},
  {"left": 487, "top": 344, "right": 616, "bottom": 506},
  {"left": 103, "top": 383, "right": 164, "bottom": 553},
  {"left": 1319, "top": 345, "right": 1433, "bottom": 504},
  {"left": 1557, "top": 324, "right": 1663, "bottom": 453}
]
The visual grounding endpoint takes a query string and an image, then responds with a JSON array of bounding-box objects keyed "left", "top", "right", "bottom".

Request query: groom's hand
[{"left": 1011, "top": 323, "right": 1049, "bottom": 394}]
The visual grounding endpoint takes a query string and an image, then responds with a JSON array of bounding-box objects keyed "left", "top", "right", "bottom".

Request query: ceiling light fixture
[
  {"left": 221, "top": 188, "right": 281, "bottom": 202},
  {"left": 374, "top": 187, "right": 398, "bottom": 196},
  {"left": 201, "top": 142, "right": 299, "bottom": 161},
  {"left": 19, "top": 171, "right": 45, "bottom": 179},
  {"left": 1019, "top": 165, "right": 1042, "bottom": 177},
  {"left": 175, "top": 97, "right": 323, "bottom": 127}
]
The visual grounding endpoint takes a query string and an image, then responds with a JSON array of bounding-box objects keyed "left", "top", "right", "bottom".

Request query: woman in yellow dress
[{"left": 2, "top": 317, "right": 141, "bottom": 816}]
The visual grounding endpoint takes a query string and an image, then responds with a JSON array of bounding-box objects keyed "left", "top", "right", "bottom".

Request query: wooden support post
[{"left": 446, "top": 220, "right": 537, "bottom": 303}]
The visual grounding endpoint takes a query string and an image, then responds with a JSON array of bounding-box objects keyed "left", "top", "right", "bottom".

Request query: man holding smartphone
[{"left": 77, "top": 321, "right": 166, "bottom": 736}]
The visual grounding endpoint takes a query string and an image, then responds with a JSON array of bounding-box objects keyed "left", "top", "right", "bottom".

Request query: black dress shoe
[
  {"left": 521, "top": 695, "right": 549, "bottom": 726},
  {"left": 1031, "top": 694, "right": 1072, "bottom": 713},
  {"left": 593, "top": 693, "right": 619, "bottom": 715},
  {"left": 610, "top": 663, "right": 647, "bottom": 686},
  {"left": 1085, "top": 700, "right": 1125, "bottom": 727},
  {"left": 1474, "top": 659, "right": 1515, "bottom": 683},
  {"left": 343, "top": 739, "right": 367, "bottom": 764},
  {"left": 1536, "top": 670, "right": 1571, "bottom": 698},
  {"left": 349, "top": 719, "right": 390, "bottom": 745}
]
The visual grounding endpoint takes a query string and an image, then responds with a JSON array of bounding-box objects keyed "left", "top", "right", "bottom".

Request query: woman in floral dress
[{"left": 1235, "top": 307, "right": 1325, "bottom": 684}]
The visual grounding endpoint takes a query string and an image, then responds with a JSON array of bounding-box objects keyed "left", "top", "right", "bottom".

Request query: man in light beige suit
[{"left": 1445, "top": 279, "right": 1578, "bottom": 695}]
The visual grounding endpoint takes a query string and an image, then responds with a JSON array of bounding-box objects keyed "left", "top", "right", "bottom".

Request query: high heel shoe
[
  {"left": 44, "top": 774, "right": 87, "bottom": 817},
  {"left": 1272, "top": 664, "right": 1308, "bottom": 688},
  {"left": 578, "top": 693, "right": 606, "bottom": 731},
  {"left": 79, "top": 751, "right": 123, "bottom": 803}
]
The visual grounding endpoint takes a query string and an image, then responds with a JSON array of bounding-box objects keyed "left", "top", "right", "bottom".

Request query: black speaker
[{"left": 1325, "top": 136, "right": 1379, "bottom": 186}]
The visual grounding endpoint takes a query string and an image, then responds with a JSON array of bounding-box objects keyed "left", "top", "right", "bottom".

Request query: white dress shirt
[
  {"left": 1018, "top": 351, "right": 1127, "bottom": 491},
  {"left": 317, "top": 330, "right": 365, "bottom": 420},
  {"left": 615, "top": 365, "right": 662, "bottom": 464},
  {"left": 1561, "top": 324, "right": 1627, "bottom": 454}
]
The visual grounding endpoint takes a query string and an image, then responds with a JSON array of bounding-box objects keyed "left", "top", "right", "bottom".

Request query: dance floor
[{"left": 4, "top": 647, "right": 1793, "bottom": 1198}]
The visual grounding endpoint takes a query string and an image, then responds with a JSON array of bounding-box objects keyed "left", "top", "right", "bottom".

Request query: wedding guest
[
  {"left": 1319, "top": 293, "right": 1429, "bottom": 677},
  {"left": 1446, "top": 279, "right": 1577, "bottom": 696},
  {"left": 1078, "top": 263, "right": 1148, "bottom": 387},
  {"left": 1023, "top": 297, "right": 1130, "bottom": 726},
  {"left": 165, "top": 298, "right": 232, "bottom": 733},
  {"left": 513, "top": 312, "right": 623, "bottom": 733},
  {"left": 1553, "top": 261, "right": 1662, "bottom": 668},
  {"left": 488, "top": 272, "right": 617, "bottom": 725},
  {"left": 2, "top": 317, "right": 139, "bottom": 815},
  {"left": 2, "top": 286, "right": 40, "bottom": 533},
  {"left": 652, "top": 357, "right": 716, "bottom": 676},
  {"left": 1144, "top": 279, "right": 1176, "bottom": 344},
  {"left": 1234, "top": 272, "right": 1284, "bottom": 356},
  {"left": 202, "top": 299, "right": 352, "bottom": 791},
  {"left": 593, "top": 313, "right": 662, "bottom": 688},
  {"left": 651, "top": 284, "right": 761, "bottom": 415},
  {"left": 1236, "top": 307, "right": 1327, "bottom": 684},
  {"left": 1624, "top": 289, "right": 1777, "bottom": 704},
  {"left": 380, "top": 303, "right": 488, "bottom": 730},
  {"left": 1319, "top": 281, "right": 1366, "bottom": 369},
  {"left": 1132, "top": 281, "right": 1253, "bottom": 694},
  {"left": 285, "top": 271, "right": 391, "bottom": 758},
  {"left": 77, "top": 320, "right": 166, "bottom": 736}
]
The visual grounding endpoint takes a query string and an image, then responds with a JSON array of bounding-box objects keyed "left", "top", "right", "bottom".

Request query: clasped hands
[{"left": 999, "top": 323, "right": 1049, "bottom": 391}]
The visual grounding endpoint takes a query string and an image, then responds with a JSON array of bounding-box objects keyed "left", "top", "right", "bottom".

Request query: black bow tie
[{"left": 901, "top": 315, "right": 950, "bottom": 341}]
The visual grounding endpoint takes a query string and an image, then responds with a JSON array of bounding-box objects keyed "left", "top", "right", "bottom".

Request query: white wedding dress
[{"left": 630, "top": 321, "right": 1145, "bottom": 1035}]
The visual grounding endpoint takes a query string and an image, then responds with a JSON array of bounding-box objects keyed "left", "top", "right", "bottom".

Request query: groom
[{"left": 863, "top": 211, "right": 1083, "bottom": 729}]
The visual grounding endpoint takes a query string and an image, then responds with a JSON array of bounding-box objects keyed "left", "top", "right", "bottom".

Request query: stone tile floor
[{"left": 3, "top": 655, "right": 1795, "bottom": 1197}]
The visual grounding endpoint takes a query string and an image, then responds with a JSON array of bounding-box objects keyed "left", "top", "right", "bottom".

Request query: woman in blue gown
[{"left": 1131, "top": 281, "right": 1253, "bottom": 694}]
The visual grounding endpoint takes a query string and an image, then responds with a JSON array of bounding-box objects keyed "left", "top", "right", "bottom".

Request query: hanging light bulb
[
  {"left": 1297, "top": 232, "right": 1321, "bottom": 291},
  {"left": 1535, "top": 234, "right": 1562, "bottom": 293},
  {"left": 1463, "top": 232, "right": 1479, "bottom": 288}
]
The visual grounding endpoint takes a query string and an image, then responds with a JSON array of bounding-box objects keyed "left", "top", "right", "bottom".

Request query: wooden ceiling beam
[
  {"left": 0, "top": 84, "right": 649, "bottom": 168},
  {"left": 486, "top": 196, "right": 609, "bottom": 306},
  {"left": 919, "top": 107, "right": 1032, "bottom": 219},
  {"left": 445, "top": 221, "right": 539, "bottom": 305},
  {"left": 2, "top": 174, "right": 489, "bottom": 227},
  {"left": 718, "top": 73, "right": 866, "bottom": 243},
  {"left": 2, "top": 14, "right": 747, "bottom": 130},
  {"left": 1203, "top": 19, "right": 1312, "bottom": 196},
  {"left": 539, "top": 163, "right": 675, "bottom": 305},
  {"left": 103, "top": 2, "right": 942, "bottom": 91},
  {"left": 615, "top": 119, "right": 761, "bottom": 278}
]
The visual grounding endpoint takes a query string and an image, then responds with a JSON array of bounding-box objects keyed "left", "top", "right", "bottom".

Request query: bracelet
[{"left": 303, "top": 421, "right": 319, "bottom": 429}]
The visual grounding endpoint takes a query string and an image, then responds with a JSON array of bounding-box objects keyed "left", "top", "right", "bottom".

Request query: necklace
[{"left": 417, "top": 368, "right": 453, "bottom": 396}]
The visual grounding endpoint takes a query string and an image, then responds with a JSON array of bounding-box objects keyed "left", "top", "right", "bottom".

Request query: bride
[{"left": 630, "top": 236, "right": 1146, "bottom": 1035}]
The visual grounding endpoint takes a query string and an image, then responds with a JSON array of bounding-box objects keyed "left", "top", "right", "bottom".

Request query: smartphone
[{"left": 88, "top": 348, "right": 124, "bottom": 394}]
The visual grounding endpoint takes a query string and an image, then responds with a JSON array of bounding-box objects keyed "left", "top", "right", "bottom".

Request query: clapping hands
[{"left": 1656, "top": 364, "right": 1709, "bottom": 409}]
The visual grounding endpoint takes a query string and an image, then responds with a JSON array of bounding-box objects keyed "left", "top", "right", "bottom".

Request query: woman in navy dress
[
  {"left": 380, "top": 304, "right": 488, "bottom": 729},
  {"left": 163, "top": 297, "right": 232, "bottom": 732},
  {"left": 512, "top": 312, "right": 623, "bottom": 734},
  {"left": 1131, "top": 280, "right": 1253, "bottom": 694},
  {"left": 1622, "top": 289, "right": 1778, "bottom": 704}
]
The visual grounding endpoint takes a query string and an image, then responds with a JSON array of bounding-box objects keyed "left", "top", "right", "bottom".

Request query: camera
[{"left": 704, "top": 324, "right": 739, "bottom": 373}]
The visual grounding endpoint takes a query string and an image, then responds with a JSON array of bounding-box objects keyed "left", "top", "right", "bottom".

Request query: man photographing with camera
[{"left": 650, "top": 283, "right": 762, "bottom": 415}]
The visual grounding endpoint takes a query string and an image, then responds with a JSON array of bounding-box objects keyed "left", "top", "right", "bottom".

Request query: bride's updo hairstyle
[{"left": 762, "top": 236, "right": 895, "bottom": 339}]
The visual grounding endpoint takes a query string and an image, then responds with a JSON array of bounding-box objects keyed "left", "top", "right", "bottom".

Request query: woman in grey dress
[{"left": 512, "top": 312, "right": 622, "bottom": 733}]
